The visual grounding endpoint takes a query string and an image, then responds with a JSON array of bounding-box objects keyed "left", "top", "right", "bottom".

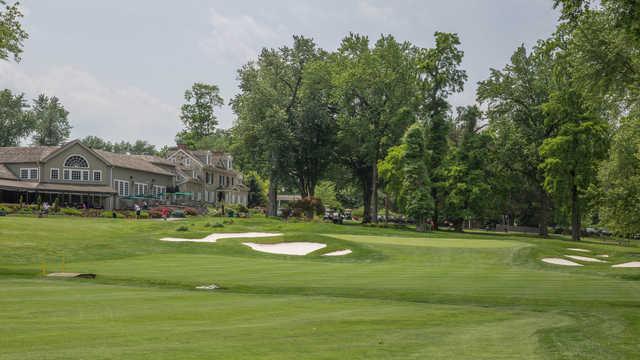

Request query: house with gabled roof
[
  {"left": 167, "top": 144, "right": 248, "bottom": 206},
  {"left": 0, "top": 139, "right": 176, "bottom": 210}
]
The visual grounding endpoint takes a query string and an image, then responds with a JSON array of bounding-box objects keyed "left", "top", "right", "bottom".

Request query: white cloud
[
  {"left": 357, "top": 0, "right": 394, "bottom": 20},
  {"left": 198, "top": 8, "right": 284, "bottom": 64},
  {"left": 0, "top": 62, "right": 180, "bottom": 146}
]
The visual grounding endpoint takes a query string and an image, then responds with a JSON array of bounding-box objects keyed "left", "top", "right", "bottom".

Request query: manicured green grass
[{"left": 1, "top": 216, "right": 639, "bottom": 359}]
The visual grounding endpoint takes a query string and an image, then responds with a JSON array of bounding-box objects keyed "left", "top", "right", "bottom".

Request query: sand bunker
[
  {"left": 323, "top": 249, "right": 353, "bottom": 256},
  {"left": 195, "top": 284, "right": 219, "bottom": 290},
  {"left": 542, "top": 258, "right": 583, "bottom": 266},
  {"left": 596, "top": 254, "right": 609, "bottom": 258},
  {"left": 160, "top": 232, "right": 282, "bottom": 243},
  {"left": 243, "top": 242, "right": 326, "bottom": 256},
  {"left": 565, "top": 255, "right": 607, "bottom": 263},
  {"left": 567, "top": 248, "right": 591, "bottom": 253},
  {"left": 612, "top": 262, "right": 640, "bottom": 268}
]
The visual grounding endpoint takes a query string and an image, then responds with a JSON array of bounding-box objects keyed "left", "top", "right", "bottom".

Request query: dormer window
[
  {"left": 64, "top": 155, "right": 89, "bottom": 168},
  {"left": 63, "top": 155, "right": 90, "bottom": 181}
]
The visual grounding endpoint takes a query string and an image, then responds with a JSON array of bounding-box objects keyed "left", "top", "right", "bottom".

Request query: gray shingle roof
[
  {"left": 0, "top": 164, "right": 16, "bottom": 180},
  {"left": 0, "top": 143, "right": 176, "bottom": 177},
  {"left": 93, "top": 150, "right": 175, "bottom": 176},
  {"left": 189, "top": 150, "right": 209, "bottom": 164},
  {"left": 133, "top": 154, "right": 175, "bottom": 166},
  {"left": 0, "top": 146, "right": 57, "bottom": 163}
]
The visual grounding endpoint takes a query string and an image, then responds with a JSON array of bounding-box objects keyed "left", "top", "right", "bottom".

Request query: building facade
[
  {"left": 0, "top": 140, "right": 175, "bottom": 210},
  {"left": 167, "top": 145, "right": 248, "bottom": 206},
  {"left": 0, "top": 140, "right": 249, "bottom": 210}
]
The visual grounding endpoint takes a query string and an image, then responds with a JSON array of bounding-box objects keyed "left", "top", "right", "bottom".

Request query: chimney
[{"left": 177, "top": 143, "right": 187, "bottom": 151}]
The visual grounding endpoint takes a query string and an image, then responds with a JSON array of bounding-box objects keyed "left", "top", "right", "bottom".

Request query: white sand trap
[
  {"left": 195, "top": 284, "right": 219, "bottom": 290},
  {"left": 567, "top": 248, "right": 591, "bottom": 253},
  {"left": 565, "top": 255, "right": 607, "bottom": 263},
  {"left": 160, "top": 232, "right": 282, "bottom": 243},
  {"left": 323, "top": 249, "right": 352, "bottom": 256},
  {"left": 612, "top": 262, "right": 640, "bottom": 268},
  {"left": 243, "top": 242, "right": 326, "bottom": 256},
  {"left": 596, "top": 254, "right": 609, "bottom": 258},
  {"left": 542, "top": 258, "right": 583, "bottom": 266}
]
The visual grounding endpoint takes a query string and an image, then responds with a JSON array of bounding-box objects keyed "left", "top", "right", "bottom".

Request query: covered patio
[{"left": 0, "top": 179, "right": 116, "bottom": 209}]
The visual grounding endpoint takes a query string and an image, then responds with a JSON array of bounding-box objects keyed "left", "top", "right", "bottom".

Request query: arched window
[{"left": 64, "top": 155, "right": 89, "bottom": 168}]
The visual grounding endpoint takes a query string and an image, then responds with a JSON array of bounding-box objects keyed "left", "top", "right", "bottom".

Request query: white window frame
[
  {"left": 134, "top": 182, "right": 148, "bottom": 196},
  {"left": 114, "top": 179, "right": 129, "bottom": 197},
  {"left": 50, "top": 168, "right": 60, "bottom": 180},
  {"left": 185, "top": 158, "right": 191, "bottom": 166},
  {"left": 19, "top": 168, "right": 38, "bottom": 180},
  {"left": 82, "top": 170, "right": 90, "bottom": 181},
  {"left": 63, "top": 154, "right": 89, "bottom": 168},
  {"left": 92, "top": 170, "right": 102, "bottom": 182},
  {"left": 63, "top": 169, "right": 70, "bottom": 180},
  {"left": 71, "top": 170, "right": 82, "bottom": 181},
  {"left": 153, "top": 185, "right": 166, "bottom": 200}
]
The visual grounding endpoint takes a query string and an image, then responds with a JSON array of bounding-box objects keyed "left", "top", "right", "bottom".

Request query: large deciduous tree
[
  {"left": 232, "top": 36, "right": 333, "bottom": 216},
  {"left": 31, "top": 94, "right": 70, "bottom": 146},
  {"left": 177, "top": 82, "right": 223, "bottom": 144},
  {"left": 540, "top": 74, "right": 609, "bottom": 241},
  {"left": 477, "top": 43, "right": 555, "bottom": 236},
  {"left": 0, "top": 88, "right": 31, "bottom": 146},
  {"left": 416, "top": 32, "right": 467, "bottom": 229},
  {"left": 331, "top": 33, "right": 417, "bottom": 223},
  {"left": 81, "top": 135, "right": 113, "bottom": 151},
  {"left": 0, "top": 1, "right": 28, "bottom": 62},
  {"left": 598, "top": 115, "right": 640, "bottom": 237}
]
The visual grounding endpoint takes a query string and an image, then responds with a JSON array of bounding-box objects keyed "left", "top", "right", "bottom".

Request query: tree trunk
[
  {"left": 416, "top": 217, "right": 426, "bottom": 232},
  {"left": 361, "top": 180, "right": 371, "bottom": 223},
  {"left": 384, "top": 193, "right": 389, "bottom": 225},
  {"left": 371, "top": 163, "right": 378, "bottom": 224},
  {"left": 453, "top": 218, "right": 464, "bottom": 232},
  {"left": 431, "top": 188, "right": 439, "bottom": 230},
  {"left": 571, "top": 184, "right": 580, "bottom": 241},
  {"left": 267, "top": 178, "right": 278, "bottom": 217},
  {"left": 538, "top": 189, "right": 550, "bottom": 237}
]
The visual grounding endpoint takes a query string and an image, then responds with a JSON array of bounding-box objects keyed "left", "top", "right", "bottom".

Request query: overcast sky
[{"left": 0, "top": 0, "right": 558, "bottom": 146}]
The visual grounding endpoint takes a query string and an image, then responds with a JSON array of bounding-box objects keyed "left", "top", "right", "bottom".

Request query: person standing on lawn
[{"left": 134, "top": 203, "right": 141, "bottom": 219}]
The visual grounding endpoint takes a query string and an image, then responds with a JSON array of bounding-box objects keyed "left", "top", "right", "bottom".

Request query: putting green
[{"left": 325, "top": 233, "right": 526, "bottom": 248}]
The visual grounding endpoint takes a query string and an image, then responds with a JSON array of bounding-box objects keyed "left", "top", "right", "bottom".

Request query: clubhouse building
[{"left": 0, "top": 140, "right": 248, "bottom": 210}]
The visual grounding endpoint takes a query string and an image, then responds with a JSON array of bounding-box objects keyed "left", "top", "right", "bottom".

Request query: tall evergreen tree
[
  {"left": 444, "top": 106, "right": 493, "bottom": 231},
  {"left": 400, "top": 122, "right": 434, "bottom": 231}
]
